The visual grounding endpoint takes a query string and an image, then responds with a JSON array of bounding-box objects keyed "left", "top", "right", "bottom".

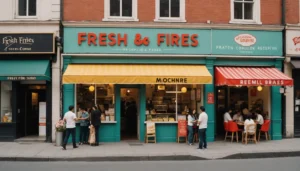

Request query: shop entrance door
[
  {"left": 120, "top": 88, "right": 140, "bottom": 140},
  {"left": 294, "top": 73, "right": 300, "bottom": 137},
  {"left": 16, "top": 84, "right": 46, "bottom": 138}
]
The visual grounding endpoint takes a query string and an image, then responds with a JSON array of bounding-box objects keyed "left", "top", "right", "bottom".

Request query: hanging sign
[{"left": 207, "top": 92, "right": 214, "bottom": 104}]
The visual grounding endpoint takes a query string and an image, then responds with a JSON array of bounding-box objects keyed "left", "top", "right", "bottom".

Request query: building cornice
[
  {"left": 286, "top": 24, "right": 300, "bottom": 30},
  {"left": 62, "top": 21, "right": 284, "bottom": 31},
  {"left": 0, "top": 20, "right": 60, "bottom": 25}
]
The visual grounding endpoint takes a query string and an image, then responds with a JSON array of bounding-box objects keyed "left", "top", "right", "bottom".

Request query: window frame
[
  {"left": 103, "top": 0, "right": 138, "bottom": 22},
  {"left": 154, "top": 0, "right": 186, "bottom": 22},
  {"left": 15, "top": 0, "right": 37, "bottom": 19},
  {"left": 230, "top": 0, "right": 261, "bottom": 24}
]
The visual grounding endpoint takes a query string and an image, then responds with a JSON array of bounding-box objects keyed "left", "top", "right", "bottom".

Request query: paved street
[
  {"left": 0, "top": 139, "right": 300, "bottom": 161},
  {"left": 0, "top": 157, "right": 299, "bottom": 171}
]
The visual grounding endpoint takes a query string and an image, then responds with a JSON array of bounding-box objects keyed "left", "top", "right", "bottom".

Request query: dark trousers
[
  {"left": 80, "top": 126, "right": 89, "bottom": 142},
  {"left": 256, "top": 124, "right": 262, "bottom": 136},
  {"left": 188, "top": 126, "right": 194, "bottom": 144},
  {"left": 94, "top": 125, "right": 99, "bottom": 143},
  {"left": 198, "top": 128, "right": 207, "bottom": 149},
  {"left": 63, "top": 128, "right": 76, "bottom": 147}
]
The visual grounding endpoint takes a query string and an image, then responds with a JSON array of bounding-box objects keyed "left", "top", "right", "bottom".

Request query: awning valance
[
  {"left": 0, "top": 60, "right": 51, "bottom": 81},
  {"left": 215, "top": 67, "right": 293, "bottom": 86},
  {"left": 63, "top": 64, "right": 212, "bottom": 84}
]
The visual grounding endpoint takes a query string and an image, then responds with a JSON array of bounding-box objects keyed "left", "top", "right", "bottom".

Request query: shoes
[
  {"left": 189, "top": 143, "right": 193, "bottom": 146},
  {"left": 73, "top": 146, "right": 78, "bottom": 149},
  {"left": 197, "top": 147, "right": 203, "bottom": 149},
  {"left": 62, "top": 145, "right": 66, "bottom": 150},
  {"left": 79, "top": 142, "right": 83, "bottom": 145}
]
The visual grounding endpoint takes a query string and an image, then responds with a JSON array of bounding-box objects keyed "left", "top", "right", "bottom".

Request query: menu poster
[
  {"left": 178, "top": 120, "right": 187, "bottom": 137},
  {"left": 146, "top": 122, "right": 155, "bottom": 134}
]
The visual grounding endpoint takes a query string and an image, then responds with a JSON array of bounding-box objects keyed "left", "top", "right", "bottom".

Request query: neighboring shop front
[
  {"left": 0, "top": 33, "right": 55, "bottom": 141},
  {"left": 63, "top": 25, "right": 292, "bottom": 142},
  {"left": 285, "top": 28, "right": 300, "bottom": 137}
]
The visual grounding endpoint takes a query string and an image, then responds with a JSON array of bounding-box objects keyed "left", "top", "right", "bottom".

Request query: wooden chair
[
  {"left": 242, "top": 124, "right": 257, "bottom": 144},
  {"left": 258, "top": 120, "right": 270, "bottom": 141},
  {"left": 145, "top": 123, "right": 156, "bottom": 143}
]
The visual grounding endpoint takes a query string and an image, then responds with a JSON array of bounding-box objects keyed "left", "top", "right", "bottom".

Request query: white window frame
[
  {"left": 15, "top": 0, "right": 37, "bottom": 19},
  {"left": 230, "top": 0, "right": 261, "bottom": 24},
  {"left": 103, "top": 0, "right": 138, "bottom": 22},
  {"left": 154, "top": 0, "right": 186, "bottom": 22}
]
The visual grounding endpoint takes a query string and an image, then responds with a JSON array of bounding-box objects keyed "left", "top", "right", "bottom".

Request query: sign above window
[
  {"left": 0, "top": 33, "right": 55, "bottom": 54},
  {"left": 286, "top": 30, "right": 300, "bottom": 56}
]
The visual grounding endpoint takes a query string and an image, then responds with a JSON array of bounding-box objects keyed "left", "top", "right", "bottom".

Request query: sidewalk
[{"left": 0, "top": 139, "right": 300, "bottom": 161}]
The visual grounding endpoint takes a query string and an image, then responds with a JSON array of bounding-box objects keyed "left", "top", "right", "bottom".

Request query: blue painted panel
[
  {"left": 155, "top": 124, "right": 177, "bottom": 142},
  {"left": 99, "top": 124, "right": 118, "bottom": 142},
  {"left": 139, "top": 85, "right": 146, "bottom": 142},
  {"left": 212, "top": 30, "right": 282, "bottom": 56},
  {"left": 64, "top": 27, "right": 211, "bottom": 55}
]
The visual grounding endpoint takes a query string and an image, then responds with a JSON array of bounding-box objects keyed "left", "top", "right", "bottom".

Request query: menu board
[
  {"left": 146, "top": 122, "right": 155, "bottom": 134},
  {"left": 178, "top": 120, "right": 187, "bottom": 137}
]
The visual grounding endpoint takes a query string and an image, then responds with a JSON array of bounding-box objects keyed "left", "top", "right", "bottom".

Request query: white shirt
[
  {"left": 198, "top": 112, "right": 208, "bottom": 129},
  {"left": 244, "top": 119, "right": 255, "bottom": 133},
  {"left": 63, "top": 111, "right": 77, "bottom": 128},
  {"left": 224, "top": 112, "right": 232, "bottom": 122},
  {"left": 187, "top": 115, "right": 195, "bottom": 126},
  {"left": 256, "top": 114, "right": 264, "bottom": 125},
  {"left": 233, "top": 114, "right": 243, "bottom": 122}
]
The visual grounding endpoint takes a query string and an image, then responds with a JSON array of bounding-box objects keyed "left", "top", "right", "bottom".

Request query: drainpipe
[{"left": 282, "top": 0, "right": 287, "bottom": 138}]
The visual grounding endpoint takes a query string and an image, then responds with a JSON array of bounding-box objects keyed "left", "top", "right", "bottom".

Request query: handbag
[{"left": 88, "top": 125, "right": 96, "bottom": 144}]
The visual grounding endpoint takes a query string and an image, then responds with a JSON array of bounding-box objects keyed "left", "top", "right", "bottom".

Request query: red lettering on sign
[
  {"left": 99, "top": 33, "right": 107, "bottom": 46},
  {"left": 171, "top": 34, "right": 180, "bottom": 46},
  {"left": 181, "top": 34, "right": 189, "bottom": 47},
  {"left": 157, "top": 34, "right": 165, "bottom": 46},
  {"left": 78, "top": 33, "right": 87, "bottom": 45},
  {"left": 118, "top": 34, "right": 127, "bottom": 46},
  {"left": 108, "top": 33, "right": 116, "bottom": 46},
  {"left": 191, "top": 34, "right": 198, "bottom": 47},
  {"left": 87, "top": 33, "right": 97, "bottom": 46}
]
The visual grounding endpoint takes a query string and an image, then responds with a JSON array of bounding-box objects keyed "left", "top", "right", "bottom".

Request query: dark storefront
[{"left": 0, "top": 33, "right": 55, "bottom": 142}]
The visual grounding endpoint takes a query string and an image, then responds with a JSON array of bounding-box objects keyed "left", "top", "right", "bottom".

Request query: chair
[
  {"left": 223, "top": 122, "right": 230, "bottom": 141},
  {"left": 258, "top": 120, "right": 270, "bottom": 141},
  {"left": 145, "top": 123, "right": 156, "bottom": 143},
  {"left": 226, "top": 121, "right": 242, "bottom": 143},
  {"left": 242, "top": 124, "right": 257, "bottom": 144}
]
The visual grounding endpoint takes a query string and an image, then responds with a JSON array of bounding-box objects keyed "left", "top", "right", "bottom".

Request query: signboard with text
[
  {"left": 0, "top": 33, "right": 55, "bottom": 54},
  {"left": 286, "top": 30, "right": 300, "bottom": 56}
]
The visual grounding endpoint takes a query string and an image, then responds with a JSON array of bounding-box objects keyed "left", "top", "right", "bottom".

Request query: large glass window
[
  {"left": 146, "top": 84, "right": 202, "bottom": 122},
  {"left": 1, "top": 82, "right": 12, "bottom": 123},
  {"left": 76, "top": 84, "right": 115, "bottom": 121}
]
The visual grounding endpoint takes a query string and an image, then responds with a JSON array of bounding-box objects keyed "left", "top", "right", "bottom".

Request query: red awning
[{"left": 215, "top": 67, "right": 293, "bottom": 86}]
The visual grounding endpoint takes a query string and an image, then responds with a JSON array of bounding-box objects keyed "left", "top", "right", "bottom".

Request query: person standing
[
  {"left": 91, "top": 106, "right": 101, "bottom": 146},
  {"left": 197, "top": 106, "right": 208, "bottom": 150},
  {"left": 79, "top": 108, "right": 89, "bottom": 145},
  {"left": 187, "top": 110, "right": 196, "bottom": 145},
  {"left": 62, "top": 105, "right": 78, "bottom": 150}
]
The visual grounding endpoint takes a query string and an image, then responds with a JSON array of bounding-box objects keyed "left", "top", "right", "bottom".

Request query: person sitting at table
[
  {"left": 223, "top": 109, "right": 233, "bottom": 122},
  {"left": 233, "top": 111, "right": 243, "bottom": 122},
  {"left": 255, "top": 110, "right": 264, "bottom": 132},
  {"left": 244, "top": 115, "right": 255, "bottom": 133}
]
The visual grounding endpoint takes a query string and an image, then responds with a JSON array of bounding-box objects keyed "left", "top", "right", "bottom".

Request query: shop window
[
  {"left": 17, "top": 0, "right": 37, "bottom": 17},
  {"left": 103, "top": 0, "right": 138, "bottom": 21},
  {"left": 230, "top": 0, "right": 261, "bottom": 24},
  {"left": 155, "top": 0, "right": 186, "bottom": 22},
  {"left": 146, "top": 84, "right": 202, "bottom": 122},
  {"left": 0, "top": 82, "right": 12, "bottom": 123},
  {"left": 76, "top": 84, "right": 115, "bottom": 122}
]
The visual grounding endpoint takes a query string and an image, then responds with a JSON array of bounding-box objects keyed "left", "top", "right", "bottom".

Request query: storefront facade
[
  {"left": 63, "top": 25, "right": 291, "bottom": 142},
  {"left": 285, "top": 28, "right": 300, "bottom": 137},
  {"left": 0, "top": 33, "right": 56, "bottom": 141}
]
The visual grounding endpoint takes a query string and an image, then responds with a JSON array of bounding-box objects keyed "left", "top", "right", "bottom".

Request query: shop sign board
[
  {"left": 207, "top": 92, "right": 214, "bottom": 104},
  {"left": 64, "top": 27, "right": 211, "bottom": 54},
  {"left": 286, "top": 30, "right": 300, "bottom": 55},
  {"left": 212, "top": 30, "right": 282, "bottom": 56},
  {"left": 178, "top": 120, "right": 187, "bottom": 137},
  {"left": 0, "top": 33, "right": 55, "bottom": 54},
  {"left": 146, "top": 122, "right": 155, "bottom": 134}
]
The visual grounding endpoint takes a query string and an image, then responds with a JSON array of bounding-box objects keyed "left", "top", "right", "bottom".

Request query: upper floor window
[
  {"left": 103, "top": 0, "right": 138, "bottom": 21},
  {"left": 17, "top": 0, "right": 37, "bottom": 17},
  {"left": 230, "top": 0, "right": 261, "bottom": 24},
  {"left": 155, "top": 0, "right": 186, "bottom": 22}
]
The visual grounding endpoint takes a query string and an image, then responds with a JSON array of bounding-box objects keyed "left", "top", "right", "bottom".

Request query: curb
[{"left": 0, "top": 151, "right": 300, "bottom": 162}]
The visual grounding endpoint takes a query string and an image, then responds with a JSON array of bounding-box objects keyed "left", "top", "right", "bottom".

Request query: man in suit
[{"left": 91, "top": 106, "right": 101, "bottom": 146}]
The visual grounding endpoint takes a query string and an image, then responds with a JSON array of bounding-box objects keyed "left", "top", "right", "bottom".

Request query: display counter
[{"left": 144, "top": 121, "right": 177, "bottom": 142}]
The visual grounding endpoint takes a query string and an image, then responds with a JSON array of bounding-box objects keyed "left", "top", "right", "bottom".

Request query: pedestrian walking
[
  {"left": 197, "top": 106, "right": 208, "bottom": 150},
  {"left": 62, "top": 105, "right": 78, "bottom": 150}
]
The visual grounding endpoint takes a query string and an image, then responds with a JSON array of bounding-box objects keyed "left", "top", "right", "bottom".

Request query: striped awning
[{"left": 215, "top": 67, "right": 293, "bottom": 86}]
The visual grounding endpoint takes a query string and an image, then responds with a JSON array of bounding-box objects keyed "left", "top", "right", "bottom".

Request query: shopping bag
[{"left": 88, "top": 125, "right": 96, "bottom": 144}]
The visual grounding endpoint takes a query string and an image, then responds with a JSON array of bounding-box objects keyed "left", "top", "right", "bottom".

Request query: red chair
[
  {"left": 224, "top": 122, "right": 230, "bottom": 141},
  {"left": 258, "top": 120, "right": 270, "bottom": 141},
  {"left": 226, "top": 121, "right": 242, "bottom": 143}
]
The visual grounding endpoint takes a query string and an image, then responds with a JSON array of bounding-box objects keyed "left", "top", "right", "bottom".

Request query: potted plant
[{"left": 55, "top": 119, "right": 65, "bottom": 146}]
